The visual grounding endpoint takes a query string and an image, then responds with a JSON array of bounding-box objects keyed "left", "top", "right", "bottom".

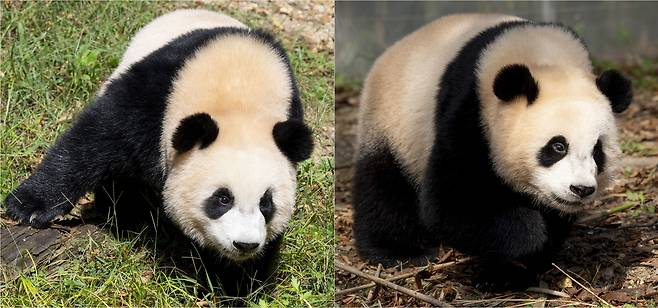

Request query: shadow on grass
[{"left": 82, "top": 178, "right": 281, "bottom": 304}]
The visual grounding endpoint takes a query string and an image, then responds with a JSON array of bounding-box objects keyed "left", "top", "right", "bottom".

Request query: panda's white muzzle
[{"left": 210, "top": 207, "right": 267, "bottom": 261}]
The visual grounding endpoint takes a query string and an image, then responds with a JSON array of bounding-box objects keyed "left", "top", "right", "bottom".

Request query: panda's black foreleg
[
  {"left": 519, "top": 209, "right": 575, "bottom": 271},
  {"left": 4, "top": 108, "right": 128, "bottom": 228},
  {"left": 474, "top": 210, "right": 574, "bottom": 291},
  {"left": 352, "top": 145, "right": 436, "bottom": 266},
  {"left": 422, "top": 202, "right": 574, "bottom": 289},
  {"left": 428, "top": 205, "right": 551, "bottom": 260}
]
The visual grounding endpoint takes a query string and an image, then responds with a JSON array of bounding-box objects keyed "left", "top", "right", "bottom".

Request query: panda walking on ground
[
  {"left": 4, "top": 9, "right": 313, "bottom": 294},
  {"left": 353, "top": 14, "right": 632, "bottom": 287}
]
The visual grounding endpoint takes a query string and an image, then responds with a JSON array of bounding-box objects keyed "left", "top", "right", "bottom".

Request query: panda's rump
[{"left": 101, "top": 9, "right": 247, "bottom": 93}]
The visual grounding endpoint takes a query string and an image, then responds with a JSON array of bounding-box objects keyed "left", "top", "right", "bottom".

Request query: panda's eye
[
  {"left": 217, "top": 194, "right": 231, "bottom": 206},
  {"left": 538, "top": 135, "right": 568, "bottom": 167},
  {"left": 212, "top": 188, "right": 233, "bottom": 207},
  {"left": 552, "top": 142, "right": 566, "bottom": 154}
]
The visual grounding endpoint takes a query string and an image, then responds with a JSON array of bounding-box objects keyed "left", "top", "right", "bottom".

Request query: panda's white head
[
  {"left": 162, "top": 114, "right": 312, "bottom": 261},
  {"left": 159, "top": 33, "right": 313, "bottom": 261},
  {"left": 485, "top": 64, "right": 632, "bottom": 213}
]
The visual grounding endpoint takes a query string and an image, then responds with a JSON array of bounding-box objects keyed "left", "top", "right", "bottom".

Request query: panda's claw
[
  {"left": 4, "top": 194, "right": 30, "bottom": 222},
  {"left": 4, "top": 189, "right": 69, "bottom": 229}
]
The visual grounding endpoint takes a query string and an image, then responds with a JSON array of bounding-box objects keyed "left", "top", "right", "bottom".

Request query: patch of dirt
[
  {"left": 618, "top": 88, "right": 658, "bottom": 157},
  {"left": 209, "top": 0, "right": 334, "bottom": 54},
  {"left": 335, "top": 84, "right": 658, "bottom": 306}
]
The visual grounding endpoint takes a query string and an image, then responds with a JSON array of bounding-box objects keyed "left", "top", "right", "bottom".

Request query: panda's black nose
[
  {"left": 233, "top": 241, "right": 259, "bottom": 252},
  {"left": 570, "top": 185, "right": 595, "bottom": 198}
]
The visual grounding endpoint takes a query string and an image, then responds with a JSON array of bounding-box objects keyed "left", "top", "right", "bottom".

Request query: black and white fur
[
  {"left": 353, "top": 14, "right": 631, "bottom": 287},
  {"left": 4, "top": 9, "right": 313, "bottom": 293}
]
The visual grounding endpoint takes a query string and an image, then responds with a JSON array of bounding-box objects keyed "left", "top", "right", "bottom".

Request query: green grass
[
  {"left": 335, "top": 74, "right": 362, "bottom": 92},
  {"left": 1, "top": 1, "right": 334, "bottom": 306},
  {"left": 620, "top": 140, "right": 658, "bottom": 156}
]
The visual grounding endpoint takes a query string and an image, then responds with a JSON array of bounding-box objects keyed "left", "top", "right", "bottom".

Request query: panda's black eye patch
[
  {"left": 205, "top": 187, "right": 234, "bottom": 219},
  {"left": 259, "top": 188, "right": 275, "bottom": 223},
  {"left": 538, "top": 135, "right": 568, "bottom": 167},
  {"left": 593, "top": 138, "right": 606, "bottom": 174}
]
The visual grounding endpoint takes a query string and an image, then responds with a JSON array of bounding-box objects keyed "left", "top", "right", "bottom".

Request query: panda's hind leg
[{"left": 352, "top": 143, "right": 436, "bottom": 266}]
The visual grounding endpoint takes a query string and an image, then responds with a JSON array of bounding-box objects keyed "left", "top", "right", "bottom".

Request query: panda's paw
[
  {"left": 4, "top": 190, "right": 70, "bottom": 229},
  {"left": 358, "top": 244, "right": 438, "bottom": 267},
  {"left": 474, "top": 261, "right": 537, "bottom": 292},
  {"left": 403, "top": 248, "right": 439, "bottom": 267}
]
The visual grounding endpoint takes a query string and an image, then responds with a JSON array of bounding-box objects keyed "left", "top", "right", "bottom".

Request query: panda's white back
[
  {"left": 359, "top": 14, "right": 522, "bottom": 184},
  {"left": 101, "top": 9, "right": 247, "bottom": 92}
]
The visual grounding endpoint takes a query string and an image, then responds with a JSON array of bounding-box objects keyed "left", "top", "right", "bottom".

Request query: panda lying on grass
[{"left": 5, "top": 9, "right": 313, "bottom": 295}]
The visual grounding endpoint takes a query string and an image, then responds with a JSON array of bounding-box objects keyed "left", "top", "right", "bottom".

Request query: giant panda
[
  {"left": 353, "top": 13, "right": 632, "bottom": 287},
  {"left": 4, "top": 9, "right": 313, "bottom": 294}
]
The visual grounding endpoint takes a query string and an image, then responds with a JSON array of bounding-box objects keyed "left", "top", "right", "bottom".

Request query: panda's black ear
[
  {"left": 273, "top": 119, "right": 314, "bottom": 163},
  {"left": 493, "top": 64, "right": 539, "bottom": 104},
  {"left": 596, "top": 69, "right": 632, "bottom": 113},
  {"left": 172, "top": 113, "right": 219, "bottom": 154}
]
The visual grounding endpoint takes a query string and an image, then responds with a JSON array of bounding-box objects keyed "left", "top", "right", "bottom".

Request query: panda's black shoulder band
[{"left": 172, "top": 113, "right": 219, "bottom": 154}]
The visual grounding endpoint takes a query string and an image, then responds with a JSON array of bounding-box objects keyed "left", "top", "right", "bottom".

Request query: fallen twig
[
  {"left": 366, "top": 263, "right": 383, "bottom": 302},
  {"left": 576, "top": 222, "right": 658, "bottom": 230},
  {"left": 335, "top": 260, "right": 453, "bottom": 307},
  {"left": 578, "top": 202, "right": 642, "bottom": 224},
  {"left": 642, "top": 288, "right": 658, "bottom": 299},
  {"left": 436, "top": 249, "right": 454, "bottom": 264},
  {"left": 336, "top": 266, "right": 428, "bottom": 296},
  {"left": 335, "top": 257, "right": 472, "bottom": 296},
  {"left": 454, "top": 298, "right": 595, "bottom": 306},
  {"left": 551, "top": 263, "right": 610, "bottom": 306},
  {"left": 606, "top": 202, "right": 642, "bottom": 214},
  {"left": 526, "top": 287, "right": 570, "bottom": 298}
]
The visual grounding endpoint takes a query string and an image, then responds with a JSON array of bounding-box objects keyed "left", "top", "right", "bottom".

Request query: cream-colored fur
[
  {"left": 159, "top": 25, "right": 295, "bottom": 255},
  {"left": 99, "top": 9, "right": 296, "bottom": 258},
  {"left": 479, "top": 66, "right": 620, "bottom": 212},
  {"left": 359, "top": 14, "right": 523, "bottom": 184},
  {"left": 162, "top": 35, "right": 292, "bottom": 171},
  {"left": 360, "top": 14, "right": 622, "bottom": 212},
  {"left": 475, "top": 25, "right": 620, "bottom": 211},
  {"left": 99, "top": 9, "right": 246, "bottom": 94},
  {"left": 477, "top": 25, "right": 592, "bottom": 184}
]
